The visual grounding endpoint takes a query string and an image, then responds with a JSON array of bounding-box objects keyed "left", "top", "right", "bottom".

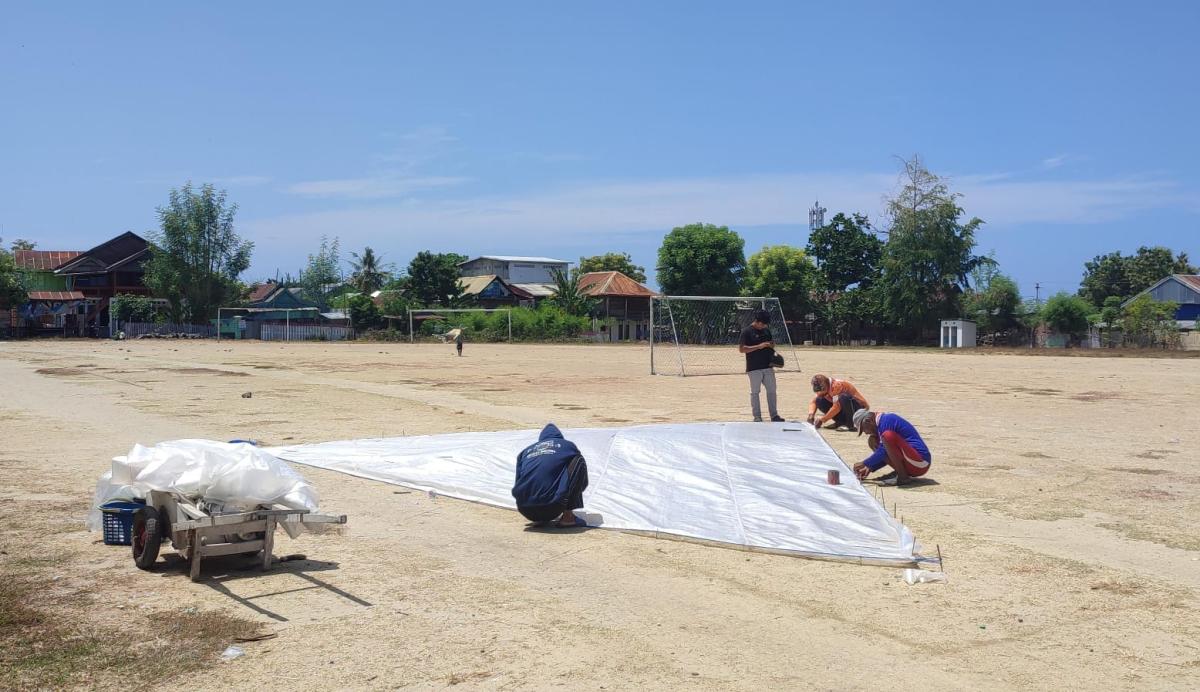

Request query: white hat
[{"left": 853, "top": 408, "right": 873, "bottom": 436}]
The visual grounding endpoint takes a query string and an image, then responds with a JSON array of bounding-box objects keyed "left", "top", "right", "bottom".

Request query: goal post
[
  {"left": 650, "top": 296, "right": 800, "bottom": 376},
  {"left": 407, "top": 308, "right": 513, "bottom": 343}
]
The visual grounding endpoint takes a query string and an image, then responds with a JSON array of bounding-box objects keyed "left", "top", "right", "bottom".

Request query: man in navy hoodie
[{"left": 512, "top": 423, "right": 589, "bottom": 527}]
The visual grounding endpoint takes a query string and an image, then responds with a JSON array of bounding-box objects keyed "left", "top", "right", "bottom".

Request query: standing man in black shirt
[{"left": 738, "top": 310, "right": 785, "bottom": 422}]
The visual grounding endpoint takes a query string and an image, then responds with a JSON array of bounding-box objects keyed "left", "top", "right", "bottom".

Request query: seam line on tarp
[{"left": 719, "top": 424, "right": 748, "bottom": 546}]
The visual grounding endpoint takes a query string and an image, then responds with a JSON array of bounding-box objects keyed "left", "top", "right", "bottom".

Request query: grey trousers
[{"left": 747, "top": 367, "right": 778, "bottom": 420}]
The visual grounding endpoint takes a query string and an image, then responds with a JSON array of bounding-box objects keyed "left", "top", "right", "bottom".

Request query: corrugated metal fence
[{"left": 260, "top": 324, "right": 354, "bottom": 341}]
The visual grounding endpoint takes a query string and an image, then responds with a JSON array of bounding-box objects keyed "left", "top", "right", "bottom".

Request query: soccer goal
[
  {"left": 407, "top": 308, "right": 513, "bottom": 343},
  {"left": 650, "top": 296, "right": 800, "bottom": 376}
]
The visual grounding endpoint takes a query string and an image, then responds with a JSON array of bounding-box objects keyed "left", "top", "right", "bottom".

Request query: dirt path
[{"left": 2, "top": 340, "right": 1198, "bottom": 690}]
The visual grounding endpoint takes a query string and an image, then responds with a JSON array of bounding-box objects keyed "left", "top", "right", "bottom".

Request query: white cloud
[
  {"left": 1041, "top": 155, "right": 1068, "bottom": 170},
  {"left": 243, "top": 170, "right": 1193, "bottom": 268},
  {"left": 285, "top": 175, "right": 470, "bottom": 200}
]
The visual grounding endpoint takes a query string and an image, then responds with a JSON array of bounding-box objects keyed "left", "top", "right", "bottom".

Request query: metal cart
[{"left": 131, "top": 490, "right": 348, "bottom": 581}]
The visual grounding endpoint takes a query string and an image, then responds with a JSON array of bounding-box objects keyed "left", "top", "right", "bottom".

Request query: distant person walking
[
  {"left": 807, "top": 374, "right": 870, "bottom": 430},
  {"left": 446, "top": 328, "right": 464, "bottom": 356},
  {"left": 738, "top": 310, "right": 785, "bottom": 422},
  {"left": 512, "top": 423, "right": 589, "bottom": 528}
]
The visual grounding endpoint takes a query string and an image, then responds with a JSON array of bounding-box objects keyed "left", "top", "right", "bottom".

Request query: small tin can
[{"left": 827, "top": 469, "right": 840, "bottom": 485}]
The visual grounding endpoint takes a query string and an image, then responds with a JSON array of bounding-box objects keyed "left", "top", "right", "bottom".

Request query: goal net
[
  {"left": 408, "top": 308, "right": 513, "bottom": 343},
  {"left": 651, "top": 296, "right": 800, "bottom": 376}
]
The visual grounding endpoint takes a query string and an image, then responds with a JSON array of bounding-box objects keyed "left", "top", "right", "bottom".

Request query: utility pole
[{"left": 1032, "top": 282, "right": 1041, "bottom": 349}]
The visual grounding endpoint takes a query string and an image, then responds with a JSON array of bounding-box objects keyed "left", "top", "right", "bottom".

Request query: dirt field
[{"left": 2, "top": 340, "right": 1198, "bottom": 690}]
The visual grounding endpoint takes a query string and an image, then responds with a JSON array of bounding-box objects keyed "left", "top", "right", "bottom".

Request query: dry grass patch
[
  {"left": 1089, "top": 579, "right": 1143, "bottom": 596},
  {"left": 0, "top": 574, "right": 262, "bottom": 691}
]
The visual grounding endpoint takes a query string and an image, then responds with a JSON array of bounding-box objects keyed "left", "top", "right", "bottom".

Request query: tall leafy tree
[
  {"left": 742, "top": 245, "right": 817, "bottom": 320},
  {"left": 1079, "top": 246, "right": 1196, "bottom": 305},
  {"left": 406, "top": 251, "right": 466, "bottom": 306},
  {"left": 656, "top": 223, "right": 745, "bottom": 295},
  {"left": 549, "top": 268, "right": 598, "bottom": 316},
  {"left": 1078, "top": 252, "right": 1131, "bottom": 307},
  {"left": 142, "top": 183, "right": 253, "bottom": 323},
  {"left": 805, "top": 213, "right": 883, "bottom": 291},
  {"left": 1125, "top": 246, "right": 1196, "bottom": 295},
  {"left": 349, "top": 246, "right": 392, "bottom": 294},
  {"left": 9, "top": 239, "right": 36, "bottom": 252},
  {"left": 577, "top": 252, "right": 647, "bottom": 283},
  {"left": 876, "top": 156, "right": 990, "bottom": 337},
  {"left": 299, "top": 236, "right": 341, "bottom": 308}
]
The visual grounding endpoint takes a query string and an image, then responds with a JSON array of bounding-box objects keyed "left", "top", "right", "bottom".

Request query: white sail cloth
[{"left": 268, "top": 422, "right": 920, "bottom": 565}]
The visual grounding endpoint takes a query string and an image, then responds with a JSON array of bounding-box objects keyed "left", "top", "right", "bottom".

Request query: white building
[
  {"left": 940, "top": 319, "right": 976, "bottom": 348},
  {"left": 457, "top": 255, "right": 569, "bottom": 284}
]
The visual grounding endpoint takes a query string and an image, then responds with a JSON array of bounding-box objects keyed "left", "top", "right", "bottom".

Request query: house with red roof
[
  {"left": 577, "top": 270, "right": 657, "bottom": 341},
  {"left": 11, "top": 247, "right": 88, "bottom": 335}
]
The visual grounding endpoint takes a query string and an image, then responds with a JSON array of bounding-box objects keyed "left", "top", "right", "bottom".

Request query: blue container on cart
[{"left": 99, "top": 500, "right": 145, "bottom": 546}]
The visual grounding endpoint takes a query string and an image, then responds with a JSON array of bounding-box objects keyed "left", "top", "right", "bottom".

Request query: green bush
[{"left": 414, "top": 305, "right": 589, "bottom": 342}]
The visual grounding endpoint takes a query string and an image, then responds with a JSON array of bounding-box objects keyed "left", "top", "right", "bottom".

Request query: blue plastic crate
[{"left": 100, "top": 500, "right": 144, "bottom": 546}]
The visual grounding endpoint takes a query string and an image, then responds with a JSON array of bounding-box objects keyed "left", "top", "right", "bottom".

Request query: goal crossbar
[{"left": 650, "top": 296, "right": 801, "bottom": 376}]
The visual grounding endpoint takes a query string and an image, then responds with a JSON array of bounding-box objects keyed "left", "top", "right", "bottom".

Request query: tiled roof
[
  {"left": 27, "top": 291, "right": 86, "bottom": 300},
  {"left": 13, "top": 250, "right": 82, "bottom": 271},
  {"left": 54, "top": 232, "right": 150, "bottom": 275},
  {"left": 248, "top": 283, "right": 277, "bottom": 303},
  {"left": 577, "top": 271, "right": 656, "bottom": 298}
]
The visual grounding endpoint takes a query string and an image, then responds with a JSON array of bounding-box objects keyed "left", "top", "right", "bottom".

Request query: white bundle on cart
[{"left": 89, "top": 439, "right": 319, "bottom": 533}]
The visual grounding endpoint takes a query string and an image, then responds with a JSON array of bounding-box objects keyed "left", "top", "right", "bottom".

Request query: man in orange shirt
[{"left": 806, "top": 374, "right": 870, "bottom": 431}]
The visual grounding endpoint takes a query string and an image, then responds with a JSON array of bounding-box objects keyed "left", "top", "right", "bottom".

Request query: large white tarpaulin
[{"left": 268, "top": 422, "right": 921, "bottom": 565}]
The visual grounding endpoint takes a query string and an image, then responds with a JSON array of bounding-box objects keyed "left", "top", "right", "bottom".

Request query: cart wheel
[{"left": 131, "top": 506, "right": 162, "bottom": 570}]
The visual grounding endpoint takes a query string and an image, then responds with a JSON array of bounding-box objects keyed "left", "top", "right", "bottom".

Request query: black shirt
[{"left": 740, "top": 326, "right": 774, "bottom": 372}]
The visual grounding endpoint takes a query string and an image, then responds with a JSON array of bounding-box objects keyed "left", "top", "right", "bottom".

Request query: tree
[
  {"left": 805, "top": 213, "right": 883, "bottom": 291},
  {"left": 1040, "top": 293, "right": 1093, "bottom": 343},
  {"left": 142, "top": 183, "right": 253, "bottom": 324},
  {"left": 1078, "top": 252, "right": 1130, "bottom": 307},
  {"left": 876, "top": 156, "right": 990, "bottom": 338},
  {"left": 577, "top": 252, "right": 647, "bottom": 283},
  {"left": 110, "top": 293, "right": 158, "bottom": 323},
  {"left": 549, "top": 268, "right": 598, "bottom": 316},
  {"left": 299, "top": 236, "right": 341, "bottom": 309},
  {"left": 742, "top": 245, "right": 817, "bottom": 320},
  {"left": 1120, "top": 294, "right": 1179, "bottom": 348},
  {"left": 346, "top": 293, "right": 384, "bottom": 331},
  {"left": 656, "top": 223, "right": 745, "bottom": 295},
  {"left": 406, "top": 251, "right": 467, "bottom": 307},
  {"left": 1097, "top": 295, "right": 1124, "bottom": 346},
  {"left": 1079, "top": 246, "right": 1197, "bottom": 306},
  {"left": 9, "top": 239, "right": 36, "bottom": 252},
  {"left": 964, "top": 266, "right": 1021, "bottom": 338},
  {"left": 1125, "top": 246, "right": 1196, "bottom": 295},
  {"left": 349, "top": 246, "right": 392, "bottom": 294},
  {"left": 0, "top": 238, "right": 27, "bottom": 308}
]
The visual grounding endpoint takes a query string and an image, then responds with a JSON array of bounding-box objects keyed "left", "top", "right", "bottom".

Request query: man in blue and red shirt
[{"left": 851, "top": 408, "right": 931, "bottom": 486}]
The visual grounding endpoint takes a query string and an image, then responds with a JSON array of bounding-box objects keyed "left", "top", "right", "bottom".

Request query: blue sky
[{"left": 2, "top": 1, "right": 1197, "bottom": 295}]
